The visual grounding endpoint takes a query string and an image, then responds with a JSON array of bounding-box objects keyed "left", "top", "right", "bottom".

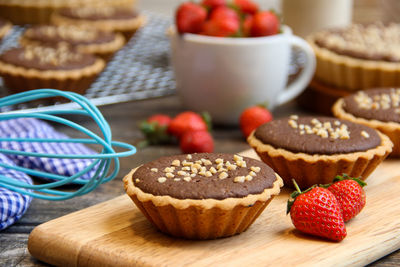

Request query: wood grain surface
[{"left": 27, "top": 150, "right": 400, "bottom": 267}]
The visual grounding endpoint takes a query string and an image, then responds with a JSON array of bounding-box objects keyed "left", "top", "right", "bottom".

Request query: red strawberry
[
  {"left": 202, "top": 0, "right": 226, "bottom": 9},
  {"left": 327, "top": 174, "right": 367, "bottom": 222},
  {"left": 201, "top": 6, "right": 240, "bottom": 37},
  {"left": 210, "top": 6, "right": 239, "bottom": 21},
  {"left": 180, "top": 130, "right": 214, "bottom": 153},
  {"left": 234, "top": 0, "right": 259, "bottom": 15},
  {"left": 250, "top": 11, "right": 280, "bottom": 37},
  {"left": 168, "top": 111, "right": 210, "bottom": 138},
  {"left": 239, "top": 105, "right": 273, "bottom": 138},
  {"left": 287, "top": 181, "right": 347, "bottom": 242},
  {"left": 176, "top": 2, "right": 207, "bottom": 34},
  {"left": 242, "top": 15, "right": 253, "bottom": 37},
  {"left": 147, "top": 114, "right": 172, "bottom": 127},
  {"left": 139, "top": 114, "right": 173, "bottom": 146}
]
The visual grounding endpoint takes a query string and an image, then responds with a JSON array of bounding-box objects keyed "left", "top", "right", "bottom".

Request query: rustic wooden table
[{"left": 1, "top": 0, "right": 400, "bottom": 266}]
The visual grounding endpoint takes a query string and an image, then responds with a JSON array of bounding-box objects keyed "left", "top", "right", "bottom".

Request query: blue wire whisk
[{"left": 0, "top": 89, "right": 136, "bottom": 200}]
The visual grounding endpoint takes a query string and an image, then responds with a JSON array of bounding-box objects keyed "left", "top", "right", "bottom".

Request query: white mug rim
[{"left": 169, "top": 25, "right": 293, "bottom": 45}]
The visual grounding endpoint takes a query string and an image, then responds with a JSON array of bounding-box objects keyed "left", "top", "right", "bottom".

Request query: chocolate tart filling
[
  {"left": 23, "top": 25, "right": 115, "bottom": 46},
  {"left": 58, "top": 7, "right": 138, "bottom": 21},
  {"left": 314, "top": 22, "right": 400, "bottom": 62},
  {"left": 132, "top": 153, "right": 277, "bottom": 200},
  {"left": 342, "top": 88, "right": 400, "bottom": 124},
  {"left": 254, "top": 116, "right": 381, "bottom": 155},
  {"left": 0, "top": 45, "right": 96, "bottom": 71}
]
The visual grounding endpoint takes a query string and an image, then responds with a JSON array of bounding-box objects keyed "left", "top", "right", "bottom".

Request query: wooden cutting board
[{"left": 28, "top": 150, "right": 400, "bottom": 267}]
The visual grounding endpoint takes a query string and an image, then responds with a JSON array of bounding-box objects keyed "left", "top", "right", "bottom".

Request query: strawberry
[
  {"left": 139, "top": 114, "right": 173, "bottom": 146},
  {"left": 233, "top": 0, "right": 259, "bottom": 15},
  {"left": 180, "top": 130, "right": 214, "bottom": 153},
  {"left": 202, "top": 7, "right": 240, "bottom": 37},
  {"left": 168, "top": 111, "right": 211, "bottom": 138},
  {"left": 326, "top": 174, "right": 367, "bottom": 222},
  {"left": 250, "top": 11, "right": 280, "bottom": 37},
  {"left": 242, "top": 15, "right": 253, "bottom": 37},
  {"left": 176, "top": 2, "right": 207, "bottom": 34},
  {"left": 202, "top": 0, "right": 226, "bottom": 10},
  {"left": 287, "top": 181, "right": 347, "bottom": 242},
  {"left": 239, "top": 105, "right": 273, "bottom": 138},
  {"left": 147, "top": 114, "right": 172, "bottom": 127}
]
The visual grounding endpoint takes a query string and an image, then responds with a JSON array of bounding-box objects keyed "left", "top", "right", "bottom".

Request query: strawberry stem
[{"left": 292, "top": 179, "right": 302, "bottom": 193}]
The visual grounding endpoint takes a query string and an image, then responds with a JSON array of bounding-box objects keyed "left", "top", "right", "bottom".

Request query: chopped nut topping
[
  {"left": 291, "top": 117, "right": 351, "bottom": 140},
  {"left": 174, "top": 178, "right": 181, "bottom": 181},
  {"left": 190, "top": 173, "right": 196, "bottom": 177},
  {"left": 205, "top": 171, "right": 212, "bottom": 177},
  {"left": 186, "top": 154, "right": 193, "bottom": 160},
  {"left": 135, "top": 179, "right": 140, "bottom": 183},
  {"left": 183, "top": 176, "right": 192, "bottom": 182},
  {"left": 250, "top": 166, "right": 261, "bottom": 173},
  {"left": 182, "top": 166, "right": 190, "bottom": 171},
  {"left": 166, "top": 173, "right": 175, "bottom": 178},
  {"left": 288, "top": 119, "right": 298, "bottom": 128},
  {"left": 177, "top": 171, "right": 187, "bottom": 176},
  {"left": 21, "top": 44, "right": 82, "bottom": 66},
  {"left": 158, "top": 177, "right": 167, "bottom": 183},
  {"left": 195, "top": 160, "right": 202, "bottom": 165},
  {"left": 182, "top": 160, "right": 193, "bottom": 166},
  {"left": 354, "top": 89, "right": 400, "bottom": 111},
  {"left": 192, "top": 163, "right": 201, "bottom": 170},
  {"left": 164, "top": 167, "right": 174, "bottom": 173},
  {"left": 234, "top": 176, "right": 245, "bottom": 183},
  {"left": 219, "top": 172, "right": 228, "bottom": 179},
  {"left": 233, "top": 155, "right": 243, "bottom": 162},
  {"left": 361, "top": 131, "right": 370, "bottom": 138},
  {"left": 171, "top": 160, "right": 180, "bottom": 167},
  {"left": 290, "top": 115, "right": 299, "bottom": 120},
  {"left": 245, "top": 175, "right": 253, "bottom": 181},
  {"left": 215, "top": 158, "right": 224, "bottom": 164},
  {"left": 150, "top": 168, "right": 158, "bottom": 172},
  {"left": 227, "top": 164, "right": 237, "bottom": 171},
  {"left": 249, "top": 171, "right": 256, "bottom": 177},
  {"left": 202, "top": 159, "right": 212, "bottom": 165}
]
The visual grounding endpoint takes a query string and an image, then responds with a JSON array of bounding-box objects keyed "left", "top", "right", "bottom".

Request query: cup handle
[{"left": 276, "top": 36, "right": 316, "bottom": 106}]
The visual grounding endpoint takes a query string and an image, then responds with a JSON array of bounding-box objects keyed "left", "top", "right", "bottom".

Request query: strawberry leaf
[
  {"left": 334, "top": 174, "right": 367, "bottom": 187},
  {"left": 201, "top": 111, "right": 213, "bottom": 131}
]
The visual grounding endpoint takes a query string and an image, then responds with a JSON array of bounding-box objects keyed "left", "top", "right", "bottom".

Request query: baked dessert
[
  {"left": 0, "top": 0, "right": 136, "bottom": 25},
  {"left": 124, "top": 153, "right": 283, "bottom": 239},
  {"left": 51, "top": 6, "right": 146, "bottom": 40},
  {"left": 0, "top": 44, "right": 105, "bottom": 94},
  {"left": 333, "top": 88, "right": 400, "bottom": 157},
  {"left": 308, "top": 22, "right": 400, "bottom": 91},
  {"left": 248, "top": 115, "right": 392, "bottom": 188},
  {"left": 20, "top": 25, "right": 125, "bottom": 61},
  {"left": 0, "top": 18, "right": 12, "bottom": 41}
]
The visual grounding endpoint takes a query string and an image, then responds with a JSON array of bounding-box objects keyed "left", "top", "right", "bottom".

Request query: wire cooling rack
[{"left": 0, "top": 12, "right": 176, "bottom": 112}]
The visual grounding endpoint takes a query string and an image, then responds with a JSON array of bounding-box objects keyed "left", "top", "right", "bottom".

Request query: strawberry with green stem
[{"left": 287, "top": 180, "right": 347, "bottom": 242}]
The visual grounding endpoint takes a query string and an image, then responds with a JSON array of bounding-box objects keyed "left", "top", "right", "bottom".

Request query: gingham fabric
[
  {"left": 0, "top": 118, "right": 97, "bottom": 180},
  {"left": 0, "top": 153, "right": 32, "bottom": 231},
  {"left": 0, "top": 118, "right": 98, "bottom": 230}
]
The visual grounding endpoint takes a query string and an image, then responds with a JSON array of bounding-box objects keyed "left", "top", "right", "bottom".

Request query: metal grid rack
[{"left": 0, "top": 12, "right": 176, "bottom": 112}]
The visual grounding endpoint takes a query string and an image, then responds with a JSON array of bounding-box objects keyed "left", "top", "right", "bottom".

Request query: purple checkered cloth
[
  {"left": 0, "top": 118, "right": 98, "bottom": 230},
  {"left": 0, "top": 118, "right": 97, "bottom": 180},
  {"left": 0, "top": 153, "right": 32, "bottom": 230}
]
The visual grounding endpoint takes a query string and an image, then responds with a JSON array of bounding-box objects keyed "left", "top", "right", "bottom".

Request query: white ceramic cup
[{"left": 169, "top": 26, "right": 316, "bottom": 125}]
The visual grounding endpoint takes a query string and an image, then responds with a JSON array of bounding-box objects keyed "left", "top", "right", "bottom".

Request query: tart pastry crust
[
  {"left": 308, "top": 34, "right": 400, "bottom": 91},
  {"left": 248, "top": 130, "right": 392, "bottom": 188},
  {"left": 333, "top": 98, "right": 400, "bottom": 157},
  {"left": 124, "top": 168, "right": 283, "bottom": 239}
]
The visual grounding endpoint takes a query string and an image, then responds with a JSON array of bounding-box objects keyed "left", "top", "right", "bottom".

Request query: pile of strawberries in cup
[{"left": 176, "top": 0, "right": 280, "bottom": 37}]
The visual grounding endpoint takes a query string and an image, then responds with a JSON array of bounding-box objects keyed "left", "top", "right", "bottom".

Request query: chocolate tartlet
[
  {"left": 0, "top": 18, "right": 12, "bottom": 41},
  {"left": 124, "top": 153, "right": 283, "bottom": 239},
  {"left": 333, "top": 88, "right": 400, "bottom": 157},
  {"left": 0, "top": 0, "right": 136, "bottom": 25},
  {"left": 51, "top": 6, "right": 146, "bottom": 40},
  {"left": 308, "top": 22, "right": 400, "bottom": 90},
  {"left": 0, "top": 44, "right": 105, "bottom": 94},
  {"left": 20, "top": 25, "right": 125, "bottom": 61},
  {"left": 248, "top": 116, "right": 392, "bottom": 188}
]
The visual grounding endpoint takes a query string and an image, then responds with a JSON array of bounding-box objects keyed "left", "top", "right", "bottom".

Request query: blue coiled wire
[{"left": 0, "top": 89, "right": 137, "bottom": 200}]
